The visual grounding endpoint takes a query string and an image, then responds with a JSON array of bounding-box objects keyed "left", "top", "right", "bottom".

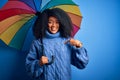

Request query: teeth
[{"left": 52, "top": 28, "right": 56, "bottom": 30}]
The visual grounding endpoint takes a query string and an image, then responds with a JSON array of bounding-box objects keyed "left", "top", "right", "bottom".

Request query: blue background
[{"left": 0, "top": 0, "right": 120, "bottom": 80}]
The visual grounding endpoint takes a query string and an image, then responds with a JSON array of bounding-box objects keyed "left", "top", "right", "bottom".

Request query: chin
[
  {"left": 48, "top": 30, "right": 58, "bottom": 34},
  {"left": 50, "top": 31, "right": 58, "bottom": 34}
]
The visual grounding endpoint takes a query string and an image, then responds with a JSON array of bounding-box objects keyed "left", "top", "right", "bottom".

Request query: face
[{"left": 48, "top": 16, "right": 59, "bottom": 34}]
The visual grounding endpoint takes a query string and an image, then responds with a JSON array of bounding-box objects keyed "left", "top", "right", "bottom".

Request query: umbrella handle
[
  {"left": 40, "top": 38, "right": 55, "bottom": 65},
  {"left": 46, "top": 55, "right": 55, "bottom": 65}
]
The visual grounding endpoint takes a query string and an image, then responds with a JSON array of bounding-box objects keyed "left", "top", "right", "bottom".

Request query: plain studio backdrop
[{"left": 0, "top": 0, "right": 120, "bottom": 80}]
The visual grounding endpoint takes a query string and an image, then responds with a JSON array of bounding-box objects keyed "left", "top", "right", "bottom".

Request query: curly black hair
[{"left": 33, "top": 8, "right": 73, "bottom": 39}]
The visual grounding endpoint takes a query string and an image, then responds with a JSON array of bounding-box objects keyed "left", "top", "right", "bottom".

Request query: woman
[{"left": 25, "top": 8, "right": 89, "bottom": 80}]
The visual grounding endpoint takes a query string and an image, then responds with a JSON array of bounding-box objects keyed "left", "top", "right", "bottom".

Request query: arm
[
  {"left": 25, "top": 40, "right": 43, "bottom": 79},
  {"left": 71, "top": 46, "right": 89, "bottom": 69}
]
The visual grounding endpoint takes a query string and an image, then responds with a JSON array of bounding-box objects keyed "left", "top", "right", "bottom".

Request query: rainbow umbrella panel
[{"left": 0, "top": 0, "right": 82, "bottom": 51}]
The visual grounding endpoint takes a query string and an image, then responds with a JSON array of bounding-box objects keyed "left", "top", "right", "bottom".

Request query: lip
[
  {"left": 51, "top": 29, "right": 57, "bottom": 31},
  {"left": 51, "top": 30, "right": 57, "bottom": 33},
  {"left": 51, "top": 30, "right": 56, "bottom": 31},
  {"left": 51, "top": 27, "right": 57, "bottom": 30}
]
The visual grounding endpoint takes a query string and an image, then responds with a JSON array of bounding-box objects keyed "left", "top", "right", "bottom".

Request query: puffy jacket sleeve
[
  {"left": 71, "top": 46, "right": 89, "bottom": 69},
  {"left": 25, "top": 40, "right": 43, "bottom": 79}
]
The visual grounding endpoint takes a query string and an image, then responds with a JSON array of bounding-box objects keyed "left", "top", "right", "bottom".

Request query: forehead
[{"left": 48, "top": 16, "right": 58, "bottom": 21}]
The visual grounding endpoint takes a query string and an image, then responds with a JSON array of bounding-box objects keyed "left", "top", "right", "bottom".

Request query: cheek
[
  {"left": 48, "top": 23, "right": 51, "bottom": 28},
  {"left": 48, "top": 26, "right": 51, "bottom": 31},
  {"left": 48, "top": 24, "right": 53, "bottom": 31},
  {"left": 57, "top": 24, "right": 60, "bottom": 29}
]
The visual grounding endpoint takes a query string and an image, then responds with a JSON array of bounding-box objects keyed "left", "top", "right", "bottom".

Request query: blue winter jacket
[{"left": 25, "top": 31, "right": 89, "bottom": 80}]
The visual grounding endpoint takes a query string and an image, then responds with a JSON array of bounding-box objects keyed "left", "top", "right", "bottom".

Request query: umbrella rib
[
  {"left": 41, "top": 0, "right": 77, "bottom": 12},
  {"left": 41, "top": 0, "right": 53, "bottom": 12},
  {"left": 1, "top": 17, "right": 34, "bottom": 44},
  {"left": 33, "top": 0, "right": 37, "bottom": 12},
  {"left": 9, "top": 15, "right": 34, "bottom": 27},
  {"left": 0, "top": 14, "right": 34, "bottom": 34},
  {"left": 9, "top": 17, "right": 36, "bottom": 50},
  {"left": 0, "top": 0, "right": 82, "bottom": 51},
  {"left": 32, "top": 0, "right": 42, "bottom": 12},
  {"left": 1, "top": 8, "right": 35, "bottom": 13},
  {"left": 1, "top": 1, "right": 35, "bottom": 12},
  {"left": 67, "top": 12, "right": 83, "bottom": 18},
  {"left": 0, "top": 8, "right": 35, "bottom": 21},
  {"left": 0, "top": 16, "right": 33, "bottom": 34}
]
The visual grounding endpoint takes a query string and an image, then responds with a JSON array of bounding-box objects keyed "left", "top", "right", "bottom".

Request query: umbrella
[{"left": 0, "top": 0, "right": 82, "bottom": 51}]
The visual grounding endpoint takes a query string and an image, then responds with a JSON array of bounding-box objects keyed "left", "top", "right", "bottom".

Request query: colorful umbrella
[{"left": 0, "top": 0, "right": 82, "bottom": 51}]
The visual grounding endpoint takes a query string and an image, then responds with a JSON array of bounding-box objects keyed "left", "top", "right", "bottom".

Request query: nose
[{"left": 51, "top": 22, "right": 56, "bottom": 26}]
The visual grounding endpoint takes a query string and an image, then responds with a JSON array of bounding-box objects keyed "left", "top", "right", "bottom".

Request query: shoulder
[{"left": 32, "top": 39, "right": 42, "bottom": 46}]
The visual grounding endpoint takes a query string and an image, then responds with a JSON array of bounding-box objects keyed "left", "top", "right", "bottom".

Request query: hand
[
  {"left": 39, "top": 56, "right": 48, "bottom": 66},
  {"left": 64, "top": 38, "right": 82, "bottom": 48}
]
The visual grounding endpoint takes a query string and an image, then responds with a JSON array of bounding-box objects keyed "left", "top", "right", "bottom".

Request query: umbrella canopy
[{"left": 0, "top": 0, "right": 82, "bottom": 51}]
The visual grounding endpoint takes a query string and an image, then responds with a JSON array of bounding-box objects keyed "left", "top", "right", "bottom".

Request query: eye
[{"left": 48, "top": 21, "right": 52, "bottom": 24}]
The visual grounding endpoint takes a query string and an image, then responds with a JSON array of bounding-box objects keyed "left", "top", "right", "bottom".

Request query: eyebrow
[{"left": 48, "top": 19, "right": 59, "bottom": 22}]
